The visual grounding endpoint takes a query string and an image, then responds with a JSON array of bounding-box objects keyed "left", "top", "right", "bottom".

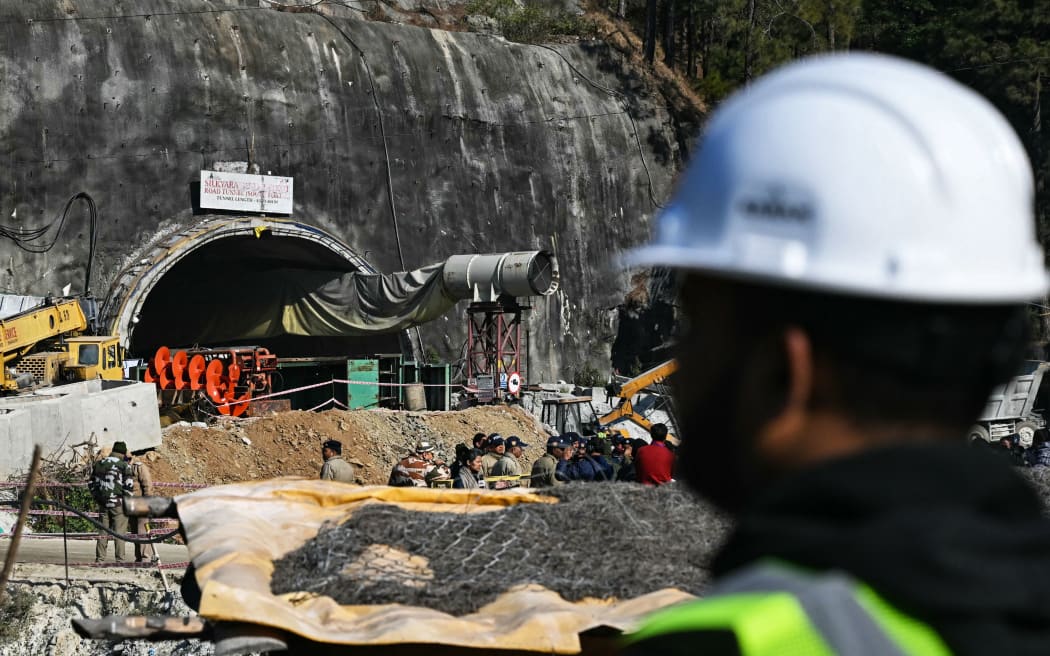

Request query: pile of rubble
[{"left": 149, "top": 406, "right": 550, "bottom": 487}]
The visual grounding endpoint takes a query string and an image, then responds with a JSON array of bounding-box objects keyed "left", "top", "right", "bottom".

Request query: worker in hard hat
[
  {"left": 388, "top": 440, "right": 438, "bottom": 487},
  {"left": 621, "top": 53, "right": 1050, "bottom": 654}
]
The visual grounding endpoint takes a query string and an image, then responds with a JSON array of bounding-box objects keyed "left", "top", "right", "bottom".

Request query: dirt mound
[{"left": 149, "top": 406, "right": 550, "bottom": 488}]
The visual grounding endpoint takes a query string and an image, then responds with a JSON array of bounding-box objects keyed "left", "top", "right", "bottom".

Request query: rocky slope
[{"left": 1, "top": 567, "right": 209, "bottom": 656}]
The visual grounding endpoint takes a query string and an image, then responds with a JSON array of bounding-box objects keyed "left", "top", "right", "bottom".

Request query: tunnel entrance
[{"left": 103, "top": 217, "right": 407, "bottom": 363}]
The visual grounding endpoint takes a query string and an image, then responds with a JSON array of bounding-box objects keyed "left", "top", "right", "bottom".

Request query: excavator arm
[{"left": 599, "top": 360, "right": 678, "bottom": 435}]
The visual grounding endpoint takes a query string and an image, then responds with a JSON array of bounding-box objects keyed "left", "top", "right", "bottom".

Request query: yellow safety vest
[{"left": 625, "top": 561, "right": 951, "bottom": 656}]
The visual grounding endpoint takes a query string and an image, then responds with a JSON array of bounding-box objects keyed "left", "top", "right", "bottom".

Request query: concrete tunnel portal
[{"left": 102, "top": 217, "right": 408, "bottom": 364}]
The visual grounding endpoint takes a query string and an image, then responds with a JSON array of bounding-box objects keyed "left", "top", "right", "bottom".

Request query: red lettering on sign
[{"left": 3, "top": 327, "right": 16, "bottom": 342}]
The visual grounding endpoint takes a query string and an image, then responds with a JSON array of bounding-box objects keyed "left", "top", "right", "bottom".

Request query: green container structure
[{"left": 347, "top": 359, "right": 380, "bottom": 409}]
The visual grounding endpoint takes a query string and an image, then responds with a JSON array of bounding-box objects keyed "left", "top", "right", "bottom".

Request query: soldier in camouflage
[{"left": 89, "top": 441, "right": 135, "bottom": 562}]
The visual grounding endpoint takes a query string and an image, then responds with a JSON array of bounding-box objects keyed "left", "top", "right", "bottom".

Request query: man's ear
[{"left": 753, "top": 327, "right": 814, "bottom": 462}]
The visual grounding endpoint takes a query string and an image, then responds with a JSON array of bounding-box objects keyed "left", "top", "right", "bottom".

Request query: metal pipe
[
  {"left": 443, "top": 251, "right": 559, "bottom": 302},
  {"left": 62, "top": 486, "right": 69, "bottom": 586},
  {"left": 0, "top": 444, "right": 42, "bottom": 603}
]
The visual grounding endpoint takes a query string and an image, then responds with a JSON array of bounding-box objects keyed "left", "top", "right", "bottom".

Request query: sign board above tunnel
[{"left": 200, "top": 170, "right": 293, "bottom": 215}]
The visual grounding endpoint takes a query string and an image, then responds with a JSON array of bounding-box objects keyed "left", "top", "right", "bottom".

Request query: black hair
[
  {"left": 650, "top": 424, "right": 668, "bottom": 441},
  {"left": 680, "top": 276, "right": 1029, "bottom": 432},
  {"left": 455, "top": 443, "right": 472, "bottom": 464}
]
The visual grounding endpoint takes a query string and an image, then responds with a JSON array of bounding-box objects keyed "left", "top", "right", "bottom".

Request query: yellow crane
[
  {"left": 0, "top": 297, "right": 123, "bottom": 392},
  {"left": 600, "top": 359, "right": 678, "bottom": 434},
  {"left": 540, "top": 360, "right": 679, "bottom": 440}
]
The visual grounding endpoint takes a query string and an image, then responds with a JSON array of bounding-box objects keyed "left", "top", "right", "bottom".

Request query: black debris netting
[
  {"left": 270, "top": 483, "right": 731, "bottom": 615},
  {"left": 1019, "top": 467, "right": 1050, "bottom": 515}
]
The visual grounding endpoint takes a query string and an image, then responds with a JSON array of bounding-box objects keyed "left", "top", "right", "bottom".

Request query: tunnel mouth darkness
[{"left": 122, "top": 227, "right": 404, "bottom": 361}]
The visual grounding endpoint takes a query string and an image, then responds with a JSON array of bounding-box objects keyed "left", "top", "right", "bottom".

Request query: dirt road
[{"left": 1, "top": 537, "right": 188, "bottom": 566}]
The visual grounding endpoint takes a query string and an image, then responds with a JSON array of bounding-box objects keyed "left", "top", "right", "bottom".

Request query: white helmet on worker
[{"left": 626, "top": 53, "right": 1048, "bottom": 302}]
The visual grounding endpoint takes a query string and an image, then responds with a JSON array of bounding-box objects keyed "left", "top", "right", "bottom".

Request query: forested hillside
[{"left": 616, "top": 0, "right": 1048, "bottom": 244}]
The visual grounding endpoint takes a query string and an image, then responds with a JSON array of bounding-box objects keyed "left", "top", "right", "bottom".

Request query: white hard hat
[{"left": 626, "top": 53, "right": 1048, "bottom": 303}]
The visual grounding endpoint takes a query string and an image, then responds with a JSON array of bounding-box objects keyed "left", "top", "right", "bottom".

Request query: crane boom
[
  {"left": 610, "top": 360, "right": 678, "bottom": 399},
  {"left": 0, "top": 299, "right": 88, "bottom": 353},
  {"left": 0, "top": 298, "right": 91, "bottom": 391},
  {"left": 599, "top": 360, "right": 678, "bottom": 435}
]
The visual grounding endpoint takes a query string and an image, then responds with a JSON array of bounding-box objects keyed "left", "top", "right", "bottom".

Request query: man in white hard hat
[
  {"left": 388, "top": 440, "right": 438, "bottom": 487},
  {"left": 622, "top": 54, "right": 1050, "bottom": 655}
]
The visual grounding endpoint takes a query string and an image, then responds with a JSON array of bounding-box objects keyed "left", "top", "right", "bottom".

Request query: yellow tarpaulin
[{"left": 175, "top": 480, "right": 695, "bottom": 653}]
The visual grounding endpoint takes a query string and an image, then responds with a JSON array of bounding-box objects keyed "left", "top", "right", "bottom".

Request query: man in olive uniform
[
  {"left": 90, "top": 441, "right": 135, "bottom": 562},
  {"left": 491, "top": 435, "right": 529, "bottom": 488},
  {"left": 622, "top": 54, "right": 1050, "bottom": 655},
  {"left": 128, "top": 450, "right": 157, "bottom": 563},
  {"left": 319, "top": 439, "right": 355, "bottom": 483},
  {"left": 530, "top": 435, "right": 572, "bottom": 488},
  {"left": 480, "top": 434, "right": 505, "bottom": 478}
]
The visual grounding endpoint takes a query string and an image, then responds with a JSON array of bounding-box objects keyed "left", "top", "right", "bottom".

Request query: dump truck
[
  {"left": 969, "top": 360, "right": 1050, "bottom": 446},
  {"left": 0, "top": 295, "right": 123, "bottom": 392}
]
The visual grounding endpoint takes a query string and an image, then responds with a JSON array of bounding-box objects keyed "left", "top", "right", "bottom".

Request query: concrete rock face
[
  {"left": 5, "top": 575, "right": 211, "bottom": 656},
  {"left": 0, "top": 1, "right": 689, "bottom": 380}
]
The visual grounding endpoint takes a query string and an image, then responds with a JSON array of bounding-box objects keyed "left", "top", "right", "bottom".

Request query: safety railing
[{"left": 0, "top": 479, "right": 205, "bottom": 569}]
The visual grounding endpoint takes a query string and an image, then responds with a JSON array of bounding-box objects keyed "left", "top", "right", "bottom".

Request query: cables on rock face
[
  {"left": 310, "top": 13, "right": 407, "bottom": 273},
  {"left": 0, "top": 192, "right": 100, "bottom": 294},
  {"left": 308, "top": 11, "right": 430, "bottom": 359},
  {"left": 532, "top": 43, "right": 666, "bottom": 210}
]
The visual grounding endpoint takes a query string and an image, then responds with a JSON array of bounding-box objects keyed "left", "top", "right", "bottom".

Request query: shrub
[
  {"left": 574, "top": 363, "right": 606, "bottom": 388},
  {"left": 28, "top": 460, "right": 96, "bottom": 534},
  {"left": 466, "top": 0, "right": 592, "bottom": 44},
  {"left": 0, "top": 589, "right": 35, "bottom": 642}
]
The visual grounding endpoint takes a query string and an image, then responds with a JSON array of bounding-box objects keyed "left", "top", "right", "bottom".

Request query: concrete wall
[
  {"left": 0, "top": 381, "right": 161, "bottom": 476},
  {"left": 0, "top": 0, "right": 697, "bottom": 381}
]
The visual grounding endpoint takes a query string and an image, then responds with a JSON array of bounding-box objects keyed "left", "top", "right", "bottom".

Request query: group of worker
[
  {"left": 90, "top": 441, "right": 157, "bottom": 564},
  {"left": 978, "top": 429, "right": 1050, "bottom": 468},
  {"left": 369, "top": 424, "right": 679, "bottom": 490},
  {"left": 531, "top": 424, "right": 676, "bottom": 487},
  {"left": 382, "top": 433, "right": 532, "bottom": 489},
  {"left": 87, "top": 52, "right": 1050, "bottom": 652}
]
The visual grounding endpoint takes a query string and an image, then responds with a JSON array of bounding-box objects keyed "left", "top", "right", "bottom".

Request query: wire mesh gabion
[
  {"left": 1019, "top": 466, "right": 1050, "bottom": 515},
  {"left": 270, "top": 483, "right": 731, "bottom": 615}
]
